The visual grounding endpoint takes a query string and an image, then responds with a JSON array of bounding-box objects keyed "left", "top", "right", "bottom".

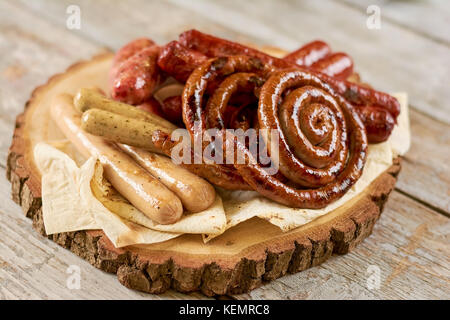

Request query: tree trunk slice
[{"left": 6, "top": 53, "right": 401, "bottom": 297}]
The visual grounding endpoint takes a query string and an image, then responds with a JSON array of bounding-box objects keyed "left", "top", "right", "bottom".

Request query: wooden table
[{"left": 0, "top": 0, "right": 449, "bottom": 300}]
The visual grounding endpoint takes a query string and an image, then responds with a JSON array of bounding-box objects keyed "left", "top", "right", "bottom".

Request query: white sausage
[
  {"left": 119, "top": 145, "right": 216, "bottom": 213},
  {"left": 51, "top": 94, "right": 183, "bottom": 225}
]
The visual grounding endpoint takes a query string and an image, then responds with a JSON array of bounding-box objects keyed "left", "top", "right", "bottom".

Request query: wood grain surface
[{"left": 0, "top": 0, "right": 449, "bottom": 300}]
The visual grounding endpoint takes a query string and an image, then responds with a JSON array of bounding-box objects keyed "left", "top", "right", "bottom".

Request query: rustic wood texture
[{"left": 0, "top": 0, "right": 449, "bottom": 299}]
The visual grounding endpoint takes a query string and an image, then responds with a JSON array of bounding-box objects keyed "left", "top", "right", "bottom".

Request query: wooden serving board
[{"left": 6, "top": 53, "right": 401, "bottom": 296}]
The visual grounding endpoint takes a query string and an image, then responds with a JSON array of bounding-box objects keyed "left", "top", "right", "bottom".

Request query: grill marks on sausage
[
  {"left": 180, "top": 57, "right": 368, "bottom": 208},
  {"left": 104, "top": 31, "right": 398, "bottom": 207},
  {"left": 176, "top": 30, "right": 399, "bottom": 142}
]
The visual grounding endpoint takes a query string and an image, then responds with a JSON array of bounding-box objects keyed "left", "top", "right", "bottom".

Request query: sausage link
[
  {"left": 157, "top": 41, "right": 208, "bottom": 83},
  {"left": 310, "top": 52, "right": 354, "bottom": 80},
  {"left": 178, "top": 29, "right": 400, "bottom": 119},
  {"left": 109, "top": 38, "right": 155, "bottom": 83},
  {"left": 119, "top": 145, "right": 216, "bottom": 213},
  {"left": 237, "top": 69, "right": 368, "bottom": 208},
  {"left": 182, "top": 57, "right": 368, "bottom": 208},
  {"left": 74, "top": 90, "right": 251, "bottom": 190},
  {"left": 160, "top": 95, "right": 183, "bottom": 125},
  {"left": 355, "top": 106, "right": 396, "bottom": 143},
  {"left": 150, "top": 130, "right": 252, "bottom": 190},
  {"left": 111, "top": 46, "right": 162, "bottom": 105},
  {"left": 74, "top": 88, "right": 176, "bottom": 131},
  {"left": 137, "top": 97, "right": 164, "bottom": 118},
  {"left": 179, "top": 29, "right": 289, "bottom": 69},
  {"left": 81, "top": 108, "right": 173, "bottom": 152},
  {"left": 52, "top": 94, "right": 183, "bottom": 224},
  {"left": 283, "top": 40, "right": 331, "bottom": 67}
]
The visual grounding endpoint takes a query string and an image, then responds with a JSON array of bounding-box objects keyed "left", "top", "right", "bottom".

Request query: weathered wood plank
[
  {"left": 13, "top": 0, "right": 254, "bottom": 51},
  {"left": 167, "top": 0, "right": 450, "bottom": 124},
  {"left": 398, "top": 109, "right": 450, "bottom": 213},
  {"left": 0, "top": 0, "right": 101, "bottom": 122},
  {"left": 0, "top": 0, "right": 103, "bottom": 167},
  {"left": 0, "top": 166, "right": 209, "bottom": 299},
  {"left": 340, "top": 0, "right": 450, "bottom": 45},
  {"left": 233, "top": 191, "right": 450, "bottom": 300}
]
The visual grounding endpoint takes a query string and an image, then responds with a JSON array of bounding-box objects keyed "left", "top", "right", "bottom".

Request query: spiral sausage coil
[{"left": 178, "top": 55, "right": 368, "bottom": 209}]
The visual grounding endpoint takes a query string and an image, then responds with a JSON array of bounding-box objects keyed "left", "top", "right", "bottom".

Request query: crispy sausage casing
[
  {"left": 283, "top": 40, "right": 331, "bottom": 67},
  {"left": 109, "top": 38, "right": 155, "bottom": 83},
  {"left": 181, "top": 56, "right": 368, "bottom": 208},
  {"left": 157, "top": 41, "right": 208, "bottom": 83},
  {"left": 111, "top": 46, "right": 162, "bottom": 105},
  {"left": 176, "top": 29, "right": 399, "bottom": 142}
]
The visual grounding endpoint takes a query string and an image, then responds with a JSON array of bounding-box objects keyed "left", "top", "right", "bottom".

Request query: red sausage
[
  {"left": 111, "top": 45, "right": 162, "bottom": 105},
  {"left": 310, "top": 52, "right": 354, "bottom": 80},
  {"left": 178, "top": 30, "right": 399, "bottom": 118},
  {"left": 161, "top": 95, "right": 183, "bottom": 125},
  {"left": 283, "top": 40, "right": 331, "bottom": 67},
  {"left": 179, "top": 29, "right": 290, "bottom": 69},
  {"left": 109, "top": 38, "right": 155, "bottom": 84},
  {"left": 137, "top": 97, "right": 164, "bottom": 118},
  {"left": 157, "top": 41, "right": 208, "bottom": 83},
  {"left": 355, "top": 106, "right": 396, "bottom": 143}
]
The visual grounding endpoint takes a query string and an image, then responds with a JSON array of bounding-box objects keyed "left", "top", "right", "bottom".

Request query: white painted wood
[
  {"left": 0, "top": 0, "right": 101, "bottom": 122},
  {"left": 0, "top": 0, "right": 103, "bottom": 166}
]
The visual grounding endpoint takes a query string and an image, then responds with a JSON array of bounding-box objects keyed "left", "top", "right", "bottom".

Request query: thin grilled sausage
[{"left": 283, "top": 40, "right": 331, "bottom": 67}]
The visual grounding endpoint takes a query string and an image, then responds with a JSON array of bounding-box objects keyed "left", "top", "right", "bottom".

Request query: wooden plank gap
[{"left": 395, "top": 188, "right": 450, "bottom": 219}]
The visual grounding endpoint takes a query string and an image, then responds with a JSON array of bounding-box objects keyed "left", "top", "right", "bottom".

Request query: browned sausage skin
[
  {"left": 111, "top": 45, "right": 162, "bottom": 105},
  {"left": 310, "top": 52, "right": 354, "bottom": 80},
  {"left": 181, "top": 56, "right": 368, "bottom": 208},
  {"left": 101, "top": 34, "right": 397, "bottom": 208},
  {"left": 109, "top": 38, "right": 155, "bottom": 84},
  {"left": 177, "top": 29, "right": 400, "bottom": 136},
  {"left": 157, "top": 40, "right": 208, "bottom": 83},
  {"left": 109, "top": 33, "right": 398, "bottom": 144},
  {"left": 283, "top": 40, "right": 331, "bottom": 67},
  {"left": 356, "top": 105, "right": 396, "bottom": 143},
  {"left": 160, "top": 95, "right": 183, "bottom": 125}
]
